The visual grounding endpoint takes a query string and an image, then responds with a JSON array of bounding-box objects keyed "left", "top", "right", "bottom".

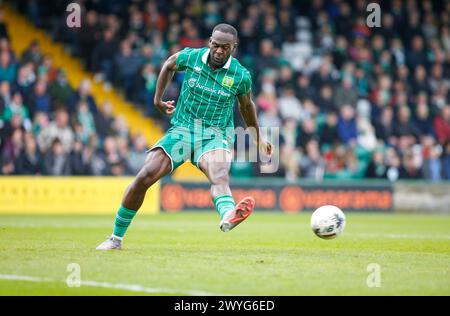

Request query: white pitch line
[
  {"left": 80, "top": 280, "right": 222, "bottom": 296},
  {"left": 350, "top": 233, "right": 450, "bottom": 240},
  {"left": 0, "top": 274, "right": 224, "bottom": 296},
  {"left": 0, "top": 274, "right": 53, "bottom": 282}
]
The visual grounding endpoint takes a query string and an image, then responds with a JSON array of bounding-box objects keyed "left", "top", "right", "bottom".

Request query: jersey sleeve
[
  {"left": 236, "top": 70, "right": 252, "bottom": 96},
  {"left": 176, "top": 47, "right": 195, "bottom": 71}
]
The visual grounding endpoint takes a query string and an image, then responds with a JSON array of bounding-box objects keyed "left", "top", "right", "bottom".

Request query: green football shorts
[{"left": 147, "top": 126, "right": 233, "bottom": 173}]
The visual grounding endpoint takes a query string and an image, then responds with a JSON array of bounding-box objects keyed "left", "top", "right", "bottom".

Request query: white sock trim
[{"left": 111, "top": 234, "right": 123, "bottom": 241}]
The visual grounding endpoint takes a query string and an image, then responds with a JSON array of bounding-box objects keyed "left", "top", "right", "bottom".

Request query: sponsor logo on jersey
[
  {"left": 188, "top": 78, "right": 197, "bottom": 88},
  {"left": 194, "top": 82, "right": 231, "bottom": 97}
]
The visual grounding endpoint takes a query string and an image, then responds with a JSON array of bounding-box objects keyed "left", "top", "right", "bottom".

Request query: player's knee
[
  {"left": 133, "top": 174, "right": 151, "bottom": 191},
  {"left": 210, "top": 165, "right": 230, "bottom": 185},
  {"left": 133, "top": 149, "right": 171, "bottom": 190},
  {"left": 134, "top": 165, "right": 157, "bottom": 190}
]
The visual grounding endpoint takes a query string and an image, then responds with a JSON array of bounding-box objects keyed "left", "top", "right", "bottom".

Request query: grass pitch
[{"left": 0, "top": 212, "right": 449, "bottom": 295}]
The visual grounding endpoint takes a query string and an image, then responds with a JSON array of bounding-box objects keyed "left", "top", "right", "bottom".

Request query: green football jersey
[{"left": 172, "top": 47, "right": 252, "bottom": 131}]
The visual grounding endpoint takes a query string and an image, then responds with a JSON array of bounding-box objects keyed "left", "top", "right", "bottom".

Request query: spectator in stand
[
  {"left": 70, "top": 139, "right": 90, "bottom": 175},
  {"left": 299, "top": 118, "right": 319, "bottom": 150},
  {"left": 366, "top": 148, "right": 387, "bottom": 179},
  {"left": 410, "top": 65, "right": 430, "bottom": 95},
  {"left": 278, "top": 85, "right": 305, "bottom": 122},
  {"left": 334, "top": 76, "right": 358, "bottom": 110},
  {"left": 92, "top": 28, "right": 118, "bottom": 86},
  {"left": 320, "top": 111, "right": 339, "bottom": 147},
  {"left": 279, "top": 116, "right": 299, "bottom": 146},
  {"left": 300, "top": 139, "right": 324, "bottom": 179},
  {"left": 280, "top": 142, "right": 300, "bottom": 182},
  {"left": 386, "top": 147, "right": 402, "bottom": 182},
  {"left": 149, "top": 34, "right": 168, "bottom": 66},
  {"left": 433, "top": 105, "right": 450, "bottom": 146},
  {"left": 441, "top": 26, "right": 450, "bottom": 53},
  {"left": 31, "top": 111, "right": 49, "bottom": 137},
  {"left": 239, "top": 19, "right": 257, "bottom": 56},
  {"left": 21, "top": 40, "right": 42, "bottom": 66},
  {"left": 127, "top": 133, "right": 148, "bottom": 175},
  {"left": 310, "top": 57, "right": 334, "bottom": 88},
  {"left": 295, "top": 73, "right": 315, "bottom": 102},
  {"left": 0, "top": 51, "right": 16, "bottom": 83},
  {"left": 399, "top": 150, "right": 422, "bottom": 179},
  {"left": 0, "top": 80, "right": 11, "bottom": 114},
  {"left": 258, "top": 105, "right": 281, "bottom": 128},
  {"left": 79, "top": 10, "right": 101, "bottom": 71},
  {"left": 414, "top": 101, "right": 435, "bottom": 137},
  {"left": 442, "top": 142, "right": 450, "bottom": 180},
  {"left": 37, "top": 108, "right": 74, "bottom": 153},
  {"left": 68, "top": 79, "right": 97, "bottom": 115},
  {"left": 276, "top": 65, "right": 295, "bottom": 91},
  {"left": 337, "top": 105, "right": 357, "bottom": 146},
  {"left": 49, "top": 70, "right": 73, "bottom": 106},
  {"left": 15, "top": 62, "right": 36, "bottom": 96},
  {"left": 16, "top": 132, "right": 42, "bottom": 175},
  {"left": 315, "top": 85, "right": 336, "bottom": 113},
  {"left": 76, "top": 101, "right": 96, "bottom": 144},
  {"left": 28, "top": 79, "right": 51, "bottom": 116},
  {"left": 260, "top": 14, "right": 283, "bottom": 49},
  {"left": 3, "top": 92, "right": 31, "bottom": 128},
  {"left": 406, "top": 35, "right": 428, "bottom": 71},
  {"left": 1, "top": 128, "right": 23, "bottom": 175},
  {"left": 393, "top": 91, "right": 410, "bottom": 112},
  {"left": 374, "top": 106, "right": 395, "bottom": 145},
  {"left": 95, "top": 136, "right": 125, "bottom": 176},
  {"left": 256, "top": 39, "right": 278, "bottom": 76},
  {"left": 115, "top": 40, "right": 142, "bottom": 100},
  {"left": 95, "top": 101, "right": 115, "bottom": 140},
  {"left": 0, "top": 38, "right": 16, "bottom": 62},
  {"left": 137, "top": 63, "right": 158, "bottom": 117},
  {"left": 179, "top": 27, "right": 203, "bottom": 48},
  {"left": 111, "top": 116, "right": 129, "bottom": 139},
  {"left": 421, "top": 136, "right": 442, "bottom": 181},
  {"left": 43, "top": 138, "right": 71, "bottom": 176},
  {"left": 394, "top": 106, "right": 421, "bottom": 142},
  {"left": 38, "top": 55, "right": 58, "bottom": 83},
  {"left": 357, "top": 115, "right": 377, "bottom": 151}
]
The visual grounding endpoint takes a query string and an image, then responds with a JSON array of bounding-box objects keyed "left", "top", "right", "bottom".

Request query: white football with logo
[{"left": 310, "top": 205, "right": 346, "bottom": 239}]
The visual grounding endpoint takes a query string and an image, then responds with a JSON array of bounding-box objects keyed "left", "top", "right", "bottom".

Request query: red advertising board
[{"left": 160, "top": 180, "right": 393, "bottom": 213}]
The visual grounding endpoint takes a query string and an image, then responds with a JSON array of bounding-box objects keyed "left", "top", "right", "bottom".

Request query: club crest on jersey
[{"left": 222, "top": 76, "right": 234, "bottom": 88}]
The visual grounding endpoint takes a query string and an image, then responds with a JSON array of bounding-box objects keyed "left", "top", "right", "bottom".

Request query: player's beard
[{"left": 210, "top": 54, "right": 227, "bottom": 68}]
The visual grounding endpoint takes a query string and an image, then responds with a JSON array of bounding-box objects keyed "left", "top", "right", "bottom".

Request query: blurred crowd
[
  {"left": 0, "top": 24, "right": 148, "bottom": 175},
  {"left": 5, "top": 0, "right": 450, "bottom": 181}
]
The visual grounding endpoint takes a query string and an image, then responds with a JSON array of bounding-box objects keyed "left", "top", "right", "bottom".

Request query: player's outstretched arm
[
  {"left": 154, "top": 52, "right": 180, "bottom": 115},
  {"left": 237, "top": 92, "right": 273, "bottom": 156}
]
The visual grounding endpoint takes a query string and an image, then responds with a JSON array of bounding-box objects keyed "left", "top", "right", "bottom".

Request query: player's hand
[
  {"left": 258, "top": 140, "right": 273, "bottom": 157},
  {"left": 155, "top": 99, "right": 176, "bottom": 115}
]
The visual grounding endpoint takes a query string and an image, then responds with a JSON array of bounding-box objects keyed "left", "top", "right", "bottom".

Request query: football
[{"left": 310, "top": 205, "right": 346, "bottom": 239}]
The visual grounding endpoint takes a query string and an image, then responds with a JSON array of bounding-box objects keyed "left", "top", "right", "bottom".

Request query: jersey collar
[{"left": 202, "top": 49, "right": 232, "bottom": 69}]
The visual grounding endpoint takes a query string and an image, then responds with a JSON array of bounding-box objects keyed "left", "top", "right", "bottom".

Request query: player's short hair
[{"left": 212, "top": 23, "right": 238, "bottom": 42}]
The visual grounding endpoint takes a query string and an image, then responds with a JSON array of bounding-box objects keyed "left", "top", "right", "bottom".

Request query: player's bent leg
[
  {"left": 96, "top": 148, "right": 172, "bottom": 250},
  {"left": 122, "top": 148, "right": 172, "bottom": 210},
  {"left": 198, "top": 149, "right": 254, "bottom": 232},
  {"left": 198, "top": 149, "right": 233, "bottom": 197}
]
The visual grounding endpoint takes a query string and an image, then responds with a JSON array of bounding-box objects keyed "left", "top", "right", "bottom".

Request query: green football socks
[
  {"left": 214, "top": 195, "right": 236, "bottom": 219},
  {"left": 113, "top": 205, "right": 137, "bottom": 239}
]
